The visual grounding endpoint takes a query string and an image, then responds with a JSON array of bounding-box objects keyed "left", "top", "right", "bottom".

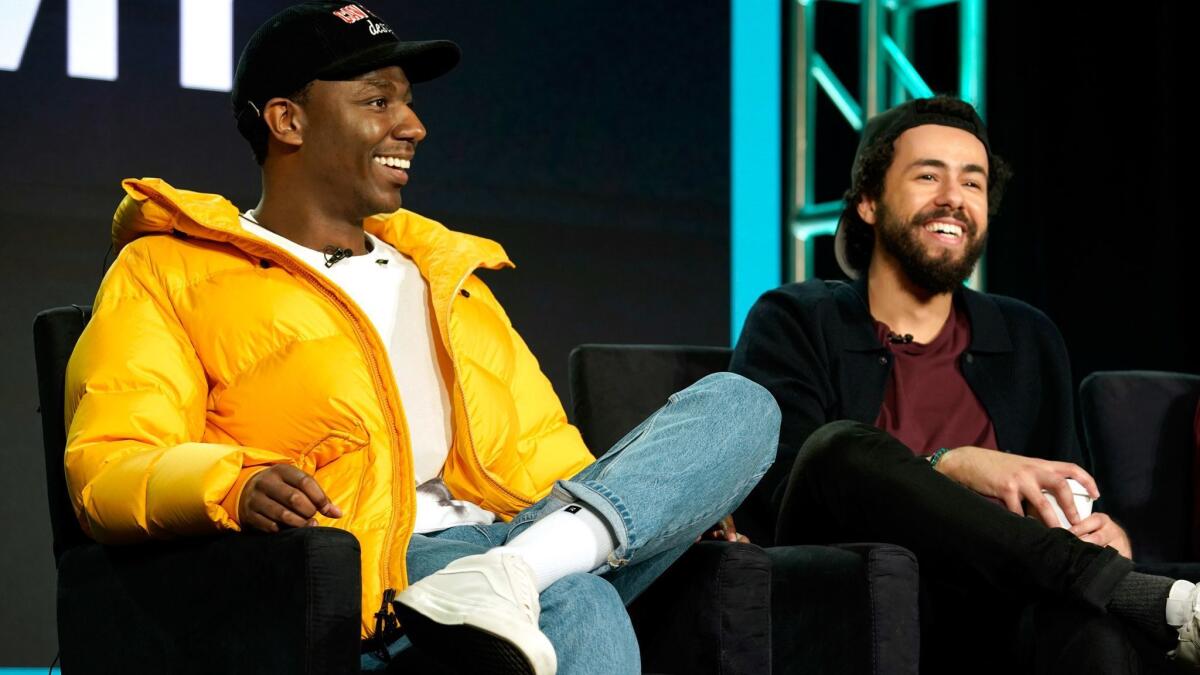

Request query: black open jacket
[{"left": 730, "top": 278, "right": 1081, "bottom": 545}]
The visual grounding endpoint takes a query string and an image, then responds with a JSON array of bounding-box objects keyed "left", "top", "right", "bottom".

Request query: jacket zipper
[{"left": 229, "top": 233, "right": 414, "bottom": 617}]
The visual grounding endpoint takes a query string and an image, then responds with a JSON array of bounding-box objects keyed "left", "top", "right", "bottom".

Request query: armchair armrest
[
  {"left": 1079, "top": 370, "right": 1200, "bottom": 562},
  {"left": 628, "top": 541, "right": 772, "bottom": 675},
  {"left": 769, "top": 543, "right": 919, "bottom": 675},
  {"left": 57, "top": 527, "right": 361, "bottom": 675}
]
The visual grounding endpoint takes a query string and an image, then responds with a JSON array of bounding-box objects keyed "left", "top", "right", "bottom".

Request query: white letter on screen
[
  {"left": 67, "top": 0, "right": 118, "bottom": 80},
  {"left": 0, "top": 0, "right": 43, "bottom": 72},
  {"left": 180, "top": 0, "right": 233, "bottom": 92}
]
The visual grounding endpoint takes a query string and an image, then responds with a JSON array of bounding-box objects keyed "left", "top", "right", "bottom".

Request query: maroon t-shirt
[{"left": 873, "top": 301, "right": 998, "bottom": 457}]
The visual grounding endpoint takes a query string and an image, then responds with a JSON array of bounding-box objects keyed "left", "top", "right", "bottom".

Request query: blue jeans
[{"left": 362, "top": 372, "right": 780, "bottom": 674}]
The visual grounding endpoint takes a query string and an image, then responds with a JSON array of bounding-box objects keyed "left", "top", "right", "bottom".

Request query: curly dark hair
[
  {"left": 234, "top": 81, "right": 314, "bottom": 166},
  {"left": 840, "top": 96, "right": 1013, "bottom": 276}
]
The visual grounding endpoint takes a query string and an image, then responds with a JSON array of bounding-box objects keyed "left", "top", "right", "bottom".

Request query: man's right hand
[
  {"left": 933, "top": 445, "right": 1099, "bottom": 529},
  {"left": 238, "top": 465, "right": 343, "bottom": 533}
]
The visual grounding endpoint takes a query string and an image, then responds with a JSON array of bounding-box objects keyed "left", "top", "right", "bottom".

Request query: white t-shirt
[{"left": 239, "top": 214, "right": 495, "bottom": 533}]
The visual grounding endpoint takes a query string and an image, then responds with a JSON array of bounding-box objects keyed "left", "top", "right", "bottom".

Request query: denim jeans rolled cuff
[
  {"left": 1069, "top": 545, "right": 1135, "bottom": 611},
  {"left": 556, "top": 480, "right": 637, "bottom": 570},
  {"left": 501, "top": 480, "right": 636, "bottom": 571},
  {"left": 556, "top": 465, "right": 776, "bottom": 574}
]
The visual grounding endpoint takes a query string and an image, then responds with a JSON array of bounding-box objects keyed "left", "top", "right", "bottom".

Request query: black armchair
[
  {"left": 569, "top": 344, "right": 921, "bottom": 675},
  {"left": 1079, "top": 370, "right": 1200, "bottom": 580},
  {"left": 35, "top": 306, "right": 364, "bottom": 674}
]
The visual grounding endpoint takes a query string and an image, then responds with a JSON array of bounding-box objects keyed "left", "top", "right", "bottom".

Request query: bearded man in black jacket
[{"left": 731, "top": 96, "right": 1198, "bottom": 673}]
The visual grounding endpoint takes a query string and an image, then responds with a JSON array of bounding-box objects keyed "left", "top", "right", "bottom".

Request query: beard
[{"left": 874, "top": 203, "right": 987, "bottom": 295}]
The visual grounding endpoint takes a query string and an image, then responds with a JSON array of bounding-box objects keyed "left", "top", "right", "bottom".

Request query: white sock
[
  {"left": 494, "top": 503, "right": 616, "bottom": 592},
  {"left": 1166, "top": 579, "right": 1196, "bottom": 626}
]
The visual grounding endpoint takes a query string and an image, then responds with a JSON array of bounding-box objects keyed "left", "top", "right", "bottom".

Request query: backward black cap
[
  {"left": 834, "top": 96, "right": 989, "bottom": 279},
  {"left": 848, "top": 97, "right": 990, "bottom": 185},
  {"left": 232, "top": 1, "right": 460, "bottom": 121}
]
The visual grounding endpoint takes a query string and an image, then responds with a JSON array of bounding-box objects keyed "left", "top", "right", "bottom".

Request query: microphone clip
[
  {"left": 887, "top": 331, "right": 914, "bottom": 344},
  {"left": 323, "top": 245, "right": 353, "bottom": 268}
]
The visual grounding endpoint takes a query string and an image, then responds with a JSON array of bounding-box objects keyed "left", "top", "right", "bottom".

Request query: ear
[
  {"left": 856, "top": 195, "right": 878, "bottom": 226},
  {"left": 261, "top": 97, "right": 305, "bottom": 151}
]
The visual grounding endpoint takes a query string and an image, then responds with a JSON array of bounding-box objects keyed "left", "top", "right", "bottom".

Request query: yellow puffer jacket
[{"left": 64, "top": 177, "right": 595, "bottom": 636}]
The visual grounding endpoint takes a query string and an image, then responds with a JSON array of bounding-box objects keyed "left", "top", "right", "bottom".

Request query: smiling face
[
  {"left": 858, "top": 124, "right": 990, "bottom": 294},
  {"left": 296, "top": 65, "right": 425, "bottom": 219}
]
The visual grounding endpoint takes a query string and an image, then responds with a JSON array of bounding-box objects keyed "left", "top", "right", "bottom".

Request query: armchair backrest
[
  {"left": 33, "top": 305, "right": 92, "bottom": 563},
  {"left": 567, "top": 343, "right": 732, "bottom": 458},
  {"left": 1079, "top": 370, "right": 1200, "bottom": 563}
]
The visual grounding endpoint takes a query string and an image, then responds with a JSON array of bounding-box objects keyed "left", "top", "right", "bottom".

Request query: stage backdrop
[
  {"left": 0, "top": 1, "right": 729, "bottom": 665},
  {"left": 1, "top": 0, "right": 1195, "bottom": 668}
]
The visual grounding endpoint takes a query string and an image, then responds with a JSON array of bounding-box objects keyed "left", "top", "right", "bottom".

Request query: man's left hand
[
  {"left": 701, "top": 514, "right": 750, "bottom": 543},
  {"left": 1069, "top": 513, "right": 1132, "bottom": 559}
]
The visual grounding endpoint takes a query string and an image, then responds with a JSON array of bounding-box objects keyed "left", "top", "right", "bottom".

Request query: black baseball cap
[
  {"left": 834, "top": 97, "right": 989, "bottom": 279},
  {"left": 232, "top": 2, "right": 460, "bottom": 120}
]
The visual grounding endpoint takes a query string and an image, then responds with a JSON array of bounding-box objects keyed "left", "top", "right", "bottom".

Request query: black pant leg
[
  {"left": 1017, "top": 599, "right": 1158, "bottom": 675},
  {"left": 922, "top": 584, "right": 1147, "bottom": 675},
  {"left": 775, "top": 420, "right": 1132, "bottom": 610}
]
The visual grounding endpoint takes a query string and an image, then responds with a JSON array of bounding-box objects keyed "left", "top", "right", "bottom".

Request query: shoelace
[{"left": 370, "top": 589, "right": 401, "bottom": 662}]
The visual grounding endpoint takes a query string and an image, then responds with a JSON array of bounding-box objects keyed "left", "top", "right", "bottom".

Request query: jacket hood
[{"left": 113, "top": 177, "right": 513, "bottom": 273}]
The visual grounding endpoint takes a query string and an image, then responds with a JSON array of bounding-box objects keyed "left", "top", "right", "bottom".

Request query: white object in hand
[{"left": 1041, "top": 477, "right": 1093, "bottom": 528}]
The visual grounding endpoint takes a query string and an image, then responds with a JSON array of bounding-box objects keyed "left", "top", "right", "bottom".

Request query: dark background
[{"left": 0, "top": 0, "right": 1194, "bottom": 666}]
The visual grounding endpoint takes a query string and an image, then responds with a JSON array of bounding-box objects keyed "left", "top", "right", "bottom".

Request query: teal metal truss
[
  {"left": 731, "top": 0, "right": 782, "bottom": 342},
  {"left": 789, "top": 0, "right": 987, "bottom": 287}
]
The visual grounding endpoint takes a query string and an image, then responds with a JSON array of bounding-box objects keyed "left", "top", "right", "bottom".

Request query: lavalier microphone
[{"left": 322, "top": 245, "right": 353, "bottom": 268}]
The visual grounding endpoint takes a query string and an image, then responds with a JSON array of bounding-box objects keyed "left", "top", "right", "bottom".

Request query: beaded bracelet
[{"left": 928, "top": 447, "right": 952, "bottom": 469}]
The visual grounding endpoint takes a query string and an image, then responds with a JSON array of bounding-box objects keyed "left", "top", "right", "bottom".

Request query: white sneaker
[
  {"left": 393, "top": 550, "right": 557, "bottom": 675},
  {"left": 1171, "top": 580, "right": 1200, "bottom": 668}
]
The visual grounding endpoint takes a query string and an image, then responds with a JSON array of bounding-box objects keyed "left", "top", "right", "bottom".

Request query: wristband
[{"left": 928, "top": 447, "right": 952, "bottom": 469}]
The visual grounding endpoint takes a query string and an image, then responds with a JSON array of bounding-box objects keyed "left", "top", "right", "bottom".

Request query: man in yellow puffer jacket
[{"left": 64, "top": 3, "right": 780, "bottom": 674}]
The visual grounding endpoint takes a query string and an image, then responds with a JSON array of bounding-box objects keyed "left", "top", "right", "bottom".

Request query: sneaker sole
[{"left": 394, "top": 601, "right": 538, "bottom": 675}]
